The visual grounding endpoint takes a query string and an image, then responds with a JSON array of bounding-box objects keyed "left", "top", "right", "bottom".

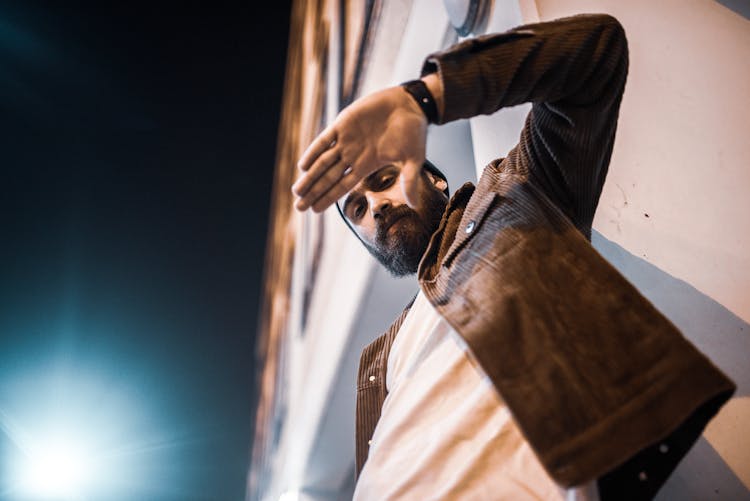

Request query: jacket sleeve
[{"left": 421, "top": 14, "right": 629, "bottom": 237}]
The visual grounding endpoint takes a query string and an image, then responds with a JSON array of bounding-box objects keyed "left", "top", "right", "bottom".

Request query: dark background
[{"left": 1, "top": 2, "right": 291, "bottom": 500}]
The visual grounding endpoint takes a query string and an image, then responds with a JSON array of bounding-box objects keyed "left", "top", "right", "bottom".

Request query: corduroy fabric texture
[
  {"left": 354, "top": 13, "right": 735, "bottom": 499},
  {"left": 355, "top": 305, "right": 411, "bottom": 475}
]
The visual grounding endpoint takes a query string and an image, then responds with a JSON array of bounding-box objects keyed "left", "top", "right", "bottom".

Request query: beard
[{"left": 364, "top": 187, "right": 447, "bottom": 277}]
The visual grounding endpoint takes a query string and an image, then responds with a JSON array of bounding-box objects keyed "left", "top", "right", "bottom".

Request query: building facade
[{"left": 249, "top": 1, "right": 750, "bottom": 499}]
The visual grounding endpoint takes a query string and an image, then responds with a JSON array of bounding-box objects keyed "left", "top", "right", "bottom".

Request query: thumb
[{"left": 400, "top": 160, "right": 422, "bottom": 209}]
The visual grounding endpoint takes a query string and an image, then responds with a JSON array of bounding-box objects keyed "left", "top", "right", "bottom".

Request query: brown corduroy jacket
[{"left": 354, "top": 14, "right": 735, "bottom": 500}]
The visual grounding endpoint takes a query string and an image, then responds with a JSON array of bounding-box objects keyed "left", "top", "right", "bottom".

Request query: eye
[
  {"left": 376, "top": 173, "right": 395, "bottom": 190},
  {"left": 352, "top": 201, "right": 366, "bottom": 220}
]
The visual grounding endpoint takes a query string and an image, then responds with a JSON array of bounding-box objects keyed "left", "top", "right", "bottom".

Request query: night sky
[{"left": 1, "top": 2, "right": 290, "bottom": 500}]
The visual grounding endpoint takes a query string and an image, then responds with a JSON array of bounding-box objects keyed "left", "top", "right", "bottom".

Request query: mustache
[{"left": 375, "top": 205, "right": 417, "bottom": 244}]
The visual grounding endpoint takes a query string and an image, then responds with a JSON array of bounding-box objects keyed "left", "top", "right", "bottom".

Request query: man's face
[{"left": 340, "top": 165, "right": 448, "bottom": 276}]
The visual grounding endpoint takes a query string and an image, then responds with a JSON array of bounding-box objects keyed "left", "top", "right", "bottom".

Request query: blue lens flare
[{"left": 0, "top": 351, "right": 207, "bottom": 500}]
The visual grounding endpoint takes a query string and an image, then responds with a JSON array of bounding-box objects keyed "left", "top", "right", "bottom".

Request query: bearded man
[{"left": 292, "top": 13, "right": 734, "bottom": 501}]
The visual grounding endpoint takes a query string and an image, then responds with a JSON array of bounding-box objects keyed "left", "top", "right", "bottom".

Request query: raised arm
[
  {"left": 423, "top": 13, "right": 628, "bottom": 234},
  {"left": 293, "top": 13, "right": 628, "bottom": 226}
]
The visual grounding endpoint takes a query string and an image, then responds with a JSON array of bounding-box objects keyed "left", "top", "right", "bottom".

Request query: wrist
[
  {"left": 400, "top": 78, "right": 440, "bottom": 124},
  {"left": 421, "top": 73, "right": 444, "bottom": 119}
]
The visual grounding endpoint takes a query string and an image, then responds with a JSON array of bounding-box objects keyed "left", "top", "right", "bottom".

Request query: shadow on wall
[
  {"left": 658, "top": 437, "right": 749, "bottom": 500},
  {"left": 593, "top": 231, "right": 750, "bottom": 500}
]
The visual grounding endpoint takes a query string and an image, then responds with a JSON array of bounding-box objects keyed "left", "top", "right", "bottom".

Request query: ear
[{"left": 425, "top": 170, "right": 448, "bottom": 192}]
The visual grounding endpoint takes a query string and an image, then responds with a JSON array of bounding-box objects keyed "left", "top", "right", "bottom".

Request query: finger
[
  {"left": 295, "top": 162, "right": 355, "bottom": 212},
  {"left": 297, "top": 129, "right": 338, "bottom": 172},
  {"left": 292, "top": 147, "right": 341, "bottom": 197},
  {"left": 310, "top": 170, "right": 360, "bottom": 213},
  {"left": 400, "top": 160, "right": 422, "bottom": 208}
]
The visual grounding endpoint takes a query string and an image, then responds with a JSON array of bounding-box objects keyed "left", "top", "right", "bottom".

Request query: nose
[{"left": 368, "top": 193, "right": 391, "bottom": 220}]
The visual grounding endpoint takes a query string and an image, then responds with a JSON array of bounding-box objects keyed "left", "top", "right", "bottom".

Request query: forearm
[{"left": 421, "top": 14, "right": 627, "bottom": 124}]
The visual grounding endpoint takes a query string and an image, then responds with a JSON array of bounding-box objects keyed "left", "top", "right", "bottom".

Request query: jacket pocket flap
[{"left": 443, "top": 192, "right": 500, "bottom": 267}]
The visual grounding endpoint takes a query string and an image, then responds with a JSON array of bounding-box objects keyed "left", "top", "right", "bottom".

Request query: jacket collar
[{"left": 418, "top": 181, "right": 475, "bottom": 282}]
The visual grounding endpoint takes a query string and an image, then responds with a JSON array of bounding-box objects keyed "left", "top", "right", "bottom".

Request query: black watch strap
[{"left": 401, "top": 79, "right": 439, "bottom": 124}]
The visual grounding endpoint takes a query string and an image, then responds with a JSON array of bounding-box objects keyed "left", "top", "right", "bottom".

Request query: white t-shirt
[{"left": 353, "top": 291, "right": 598, "bottom": 501}]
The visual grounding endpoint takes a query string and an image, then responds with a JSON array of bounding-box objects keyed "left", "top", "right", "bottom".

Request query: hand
[{"left": 292, "top": 85, "right": 428, "bottom": 212}]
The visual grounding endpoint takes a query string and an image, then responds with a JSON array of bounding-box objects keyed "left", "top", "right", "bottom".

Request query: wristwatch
[{"left": 400, "top": 79, "right": 439, "bottom": 124}]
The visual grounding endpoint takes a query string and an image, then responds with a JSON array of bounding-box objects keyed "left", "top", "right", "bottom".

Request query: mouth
[
  {"left": 384, "top": 213, "right": 410, "bottom": 233},
  {"left": 376, "top": 213, "right": 410, "bottom": 244}
]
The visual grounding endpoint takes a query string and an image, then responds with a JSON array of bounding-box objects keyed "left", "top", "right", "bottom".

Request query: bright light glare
[
  {"left": 278, "top": 490, "right": 300, "bottom": 501},
  {"left": 2, "top": 366, "right": 189, "bottom": 499},
  {"left": 17, "top": 439, "right": 93, "bottom": 498}
]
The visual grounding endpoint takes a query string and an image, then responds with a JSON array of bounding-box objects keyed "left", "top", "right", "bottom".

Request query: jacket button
[
  {"left": 659, "top": 443, "right": 669, "bottom": 454},
  {"left": 465, "top": 220, "right": 476, "bottom": 233},
  {"left": 368, "top": 375, "right": 376, "bottom": 382},
  {"left": 638, "top": 471, "right": 648, "bottom": 482}
]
